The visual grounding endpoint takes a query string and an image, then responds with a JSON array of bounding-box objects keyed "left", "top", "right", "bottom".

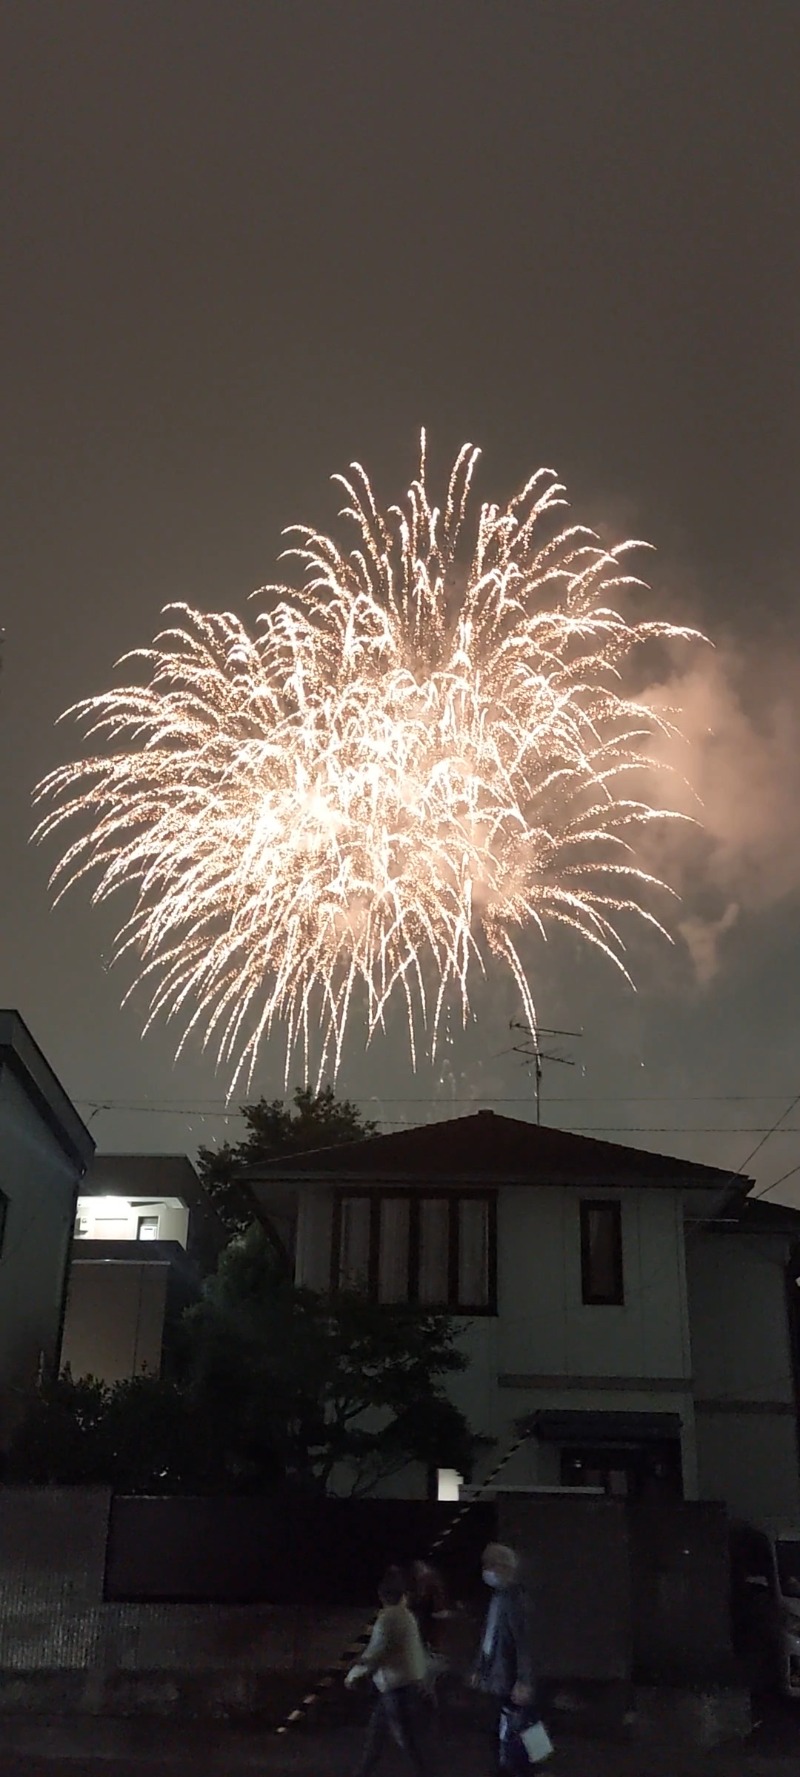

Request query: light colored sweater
[{"left": 357, "top": 1602, "right": 428, "bottom": 1693}]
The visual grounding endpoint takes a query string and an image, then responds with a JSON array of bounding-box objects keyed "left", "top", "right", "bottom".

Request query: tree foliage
[
  {"left": 8, "top": 1229, "right": 486, "bottom": 1495},
  {"left": 185, "top": 1226, "right": 484, "bottom": 1494},
  {"left": 197, "top": 1085, "right": 377, "bottom": 1235}
]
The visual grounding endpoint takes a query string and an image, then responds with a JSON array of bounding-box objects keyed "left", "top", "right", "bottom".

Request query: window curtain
[
  {"left": 418, "top": 1199, "right": 450, "bottom": 1303},
  {"left": 338, "top": 1197, "right": 371, "bottom": 1290},
  {"left": 378, "top": 1197, "right": 410, "bottom": 1302},
  {"left": 458, "top": 1197, "right": 489, "bottom": 1306}
]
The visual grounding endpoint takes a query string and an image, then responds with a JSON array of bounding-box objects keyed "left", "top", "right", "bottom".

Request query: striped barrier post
[{"left": 274, "top": 1425, "right": 532, "bottom": 1737}]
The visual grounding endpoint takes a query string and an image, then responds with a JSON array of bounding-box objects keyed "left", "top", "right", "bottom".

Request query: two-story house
[
  {"left": 247, "top": 1109, "right": 800, "bottom": 1523},
  {"left": 61, "top": 1153, "right": 227, "bottom": 1385},
  {"left": 0, "top": 1011, "right": 95, "bottom": 1443}
]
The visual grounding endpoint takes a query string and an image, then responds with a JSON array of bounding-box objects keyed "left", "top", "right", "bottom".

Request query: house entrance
[{"left": 560, "top": 1440, "right": 683, "bottom": 1501}]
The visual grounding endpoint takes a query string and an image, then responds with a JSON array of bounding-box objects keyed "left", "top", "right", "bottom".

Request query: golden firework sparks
[{"left": 34, "top": 436, "right": 700, "bottom": 1086}]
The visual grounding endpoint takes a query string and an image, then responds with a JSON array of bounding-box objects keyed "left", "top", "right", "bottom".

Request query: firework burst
[{"left": 34, "top": 436, "right": 700, "bottom": 1085}]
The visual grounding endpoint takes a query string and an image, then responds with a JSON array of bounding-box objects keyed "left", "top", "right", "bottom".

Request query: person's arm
[
  {"left": 345, "top": 1611, "right": 389, "bottom": 1686},
  {"left": 358, "top": 1611, "right": 391, "bottom": 1677}
]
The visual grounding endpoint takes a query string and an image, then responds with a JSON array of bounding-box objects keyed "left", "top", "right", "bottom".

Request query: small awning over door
[{"left": 525, "top": 1410, "right": 682, "bottom": 1447}]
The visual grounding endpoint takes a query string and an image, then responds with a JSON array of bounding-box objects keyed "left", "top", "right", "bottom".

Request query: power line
[{"left": 72, "top": 1092, "right": 800, "bottom": 1106}]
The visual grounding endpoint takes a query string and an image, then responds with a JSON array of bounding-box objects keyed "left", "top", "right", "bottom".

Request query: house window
[
  {"left": 333, "top": 1192, "right": 496, "bottom": 1312},
  {"left": 0, "top": 1189, "right": 7, "bottom": 1257},
  {"left": 418, "top": 1199, "right": 450, "bottom": 1303},
  {"left": 378, "top": 1197, "right": 410, "bottom": 1303},
  {"left": 580, "top": 1200, "right": 624, "bottom": 1305},
  {"left": 337, "top": 1196, "right": 371, "bottom": 1290}
]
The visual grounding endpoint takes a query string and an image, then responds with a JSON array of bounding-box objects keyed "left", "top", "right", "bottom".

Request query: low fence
[
  {"left": 0, "top": 1486, "right": 735, "bottom": 1709},
  {"left": 104, "top": 1495, "right": 495, "bottom": 1606}
]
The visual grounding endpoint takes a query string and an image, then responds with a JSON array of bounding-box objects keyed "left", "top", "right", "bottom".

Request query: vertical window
[
  {"left": 338, "top": 1197, "right": 371, "bottom": 1290},
  {"left": 458, "top": 1198, "right": 490, "bottom": 1308},
  {"left": 378, "top": 1197, "right": 410, "bottom": 1302},
  {"left": 332, "top": 1192, "right": 496, "bottom": 1311},
  {"left": 580, "top": 1201, "right": 624, "bottom": 1306},
  {"left": 418, "top": 1199, "right": 450, "bottom": 1304},
  {"left": 0, "top": 1189, "right": 7, "bottom": 1257}
]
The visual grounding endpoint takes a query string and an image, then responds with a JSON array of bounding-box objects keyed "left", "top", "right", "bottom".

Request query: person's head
[
  {"left": 378, "top": 1565, "right": 407, "bottom": 1607},
  {"left": 481, "top": 1542, "right": 519, "bottom": 1590}
]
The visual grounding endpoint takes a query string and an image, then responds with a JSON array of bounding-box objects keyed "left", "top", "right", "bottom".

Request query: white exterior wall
[
  {"left": 0, "top": 1065, "right": 82, "bottom": 1428},
  {"left": 75, "top": 1196, "right": 189, "bottom": 1246},
  {"left": 688, "top": 1231, "right": 800, "bottom": 1522},
  {"left": 461, "top": 1183, "right": 696, "bottom": 1492},
  {"left": 61, "top": 1260, "right": 170, "bottom": 1384},
  {"left": 498, "top": 1185, "right": 691, "bottom": 1379}
]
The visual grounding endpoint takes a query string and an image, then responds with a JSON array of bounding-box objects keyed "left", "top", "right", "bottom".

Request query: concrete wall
[
  {"left": 61, "top": 1262, "right": 170, "bottom": 1384},
  {"left": 0, "top": 1065, "right": 81, "bottom": 1434},
  {"left": 0, "top": 1487, "right": 363, "bottom": 1711},
  {"left": 688, "top": 1229, "right": 800, "bottom": 1522},
  {"left": 497, "top": 1491, "right": 632, "bottom": 1681}
]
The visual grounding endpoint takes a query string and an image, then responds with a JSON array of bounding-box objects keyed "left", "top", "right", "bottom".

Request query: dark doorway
[{"left": 560, "top": 1440, "right": 683, "bottom": 1502}]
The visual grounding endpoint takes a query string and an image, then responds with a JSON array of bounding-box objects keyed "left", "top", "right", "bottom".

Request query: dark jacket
[{"left": 475, "top": 1581, "right": 534, "bottom": 1696}]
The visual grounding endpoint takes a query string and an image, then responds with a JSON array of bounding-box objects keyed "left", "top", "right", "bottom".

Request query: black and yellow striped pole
[{"left": 274, "top": 1423, "right": 532, "bottom": 1737}]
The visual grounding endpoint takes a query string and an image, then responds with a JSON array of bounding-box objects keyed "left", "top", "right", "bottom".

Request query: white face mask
[{"left": 483, "top": 1569, "right": 502, "bottom": 1588}]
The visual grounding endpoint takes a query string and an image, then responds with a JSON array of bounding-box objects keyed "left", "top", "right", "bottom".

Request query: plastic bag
[
  {"left": 499, "top": 1703, "right": 554, "bottom": 1769},
  {"left": 520, "top": 1718, "right": 554, "bottom": 1763}
]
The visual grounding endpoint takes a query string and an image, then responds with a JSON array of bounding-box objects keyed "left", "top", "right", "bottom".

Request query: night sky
[{"left": 2, "top": 2, "right": 799, "bottom": 1196}]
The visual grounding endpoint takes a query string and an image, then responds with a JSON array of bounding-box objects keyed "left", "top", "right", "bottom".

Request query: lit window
[{"left": 580, "top": 1201, "right": 624, "bottom": 1306}]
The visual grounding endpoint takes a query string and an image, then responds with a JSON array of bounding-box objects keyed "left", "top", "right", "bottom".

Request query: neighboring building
[
  {"left": 0, "top": 1011, "right": 95, "bottom": 1442},
  {"left": 687, "top": 1196, "right": 800, "bottom": 1524},
  {"left": 61, "top": 1154, "right": 227, "bottom": 1385},
  {"left": 247, "top": 1110, "right": 800, "bottom": 1522}
]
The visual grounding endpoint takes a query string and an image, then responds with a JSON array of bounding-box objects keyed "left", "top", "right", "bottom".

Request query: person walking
[
  {"left": 471, "top": 1542, "right": 553, "bottom": 1770},
  {"left": 407, "top": 1559, "right": 448, "bottom": 1654},
  {"left": 345, "top": 1566, "right": 431, "bottom": 1776}
]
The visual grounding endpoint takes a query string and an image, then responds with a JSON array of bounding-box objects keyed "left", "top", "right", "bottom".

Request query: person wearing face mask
[{"left": 471, "top": 1543, "right": 553, "bottom": 1769}]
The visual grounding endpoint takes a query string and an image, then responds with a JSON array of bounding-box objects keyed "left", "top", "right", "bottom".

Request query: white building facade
[
  {"left": 249, "top": 1109, "right": 800, "bottom": 1523},
  {"left": 61, "top": 1153, "right": 225, "bottom": 1385}
]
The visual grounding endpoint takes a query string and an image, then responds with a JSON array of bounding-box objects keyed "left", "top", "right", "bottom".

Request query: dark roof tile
[{"left": 245, "top": 1109, "right": 748, "bottom": 1190}]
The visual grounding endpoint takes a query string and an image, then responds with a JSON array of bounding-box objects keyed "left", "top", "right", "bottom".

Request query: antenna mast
[{"left": 510, "top": 1021, "right": 581, "bottom": 1125}]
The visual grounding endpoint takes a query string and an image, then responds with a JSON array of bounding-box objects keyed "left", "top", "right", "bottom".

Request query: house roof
[
  {"left": 244, "top": 1108, "right": 751, "bottom": 1192},
  {"left": 0, "top": 1009, "right": 95, "bottom": 1173},
  {"left": 739, "top": 1197, "right": 800, "bottom": 1238}
]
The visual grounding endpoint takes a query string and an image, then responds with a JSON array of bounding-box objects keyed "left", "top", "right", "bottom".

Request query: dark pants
[{"left": 354, "top": 1683, "right": 429, "bottom": 1777}]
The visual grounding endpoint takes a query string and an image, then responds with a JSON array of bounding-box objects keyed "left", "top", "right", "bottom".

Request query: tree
[
  {"left": 8, "top": 1240, "right": 486, "bottom": 1496},
  {"left": 197, "top": 1085, "right": 377, "bottom": 1237},
  {"left": 186, "top": 1225, "right": 487, "bottom": 1494},
  {"left": 5, "top": 1373, "right": 201, "bottom": 1492}
]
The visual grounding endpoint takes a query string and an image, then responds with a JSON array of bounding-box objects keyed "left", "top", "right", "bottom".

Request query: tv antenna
[{"left": 510, "top": 1021, "right": 582, "bottom": 1125}]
